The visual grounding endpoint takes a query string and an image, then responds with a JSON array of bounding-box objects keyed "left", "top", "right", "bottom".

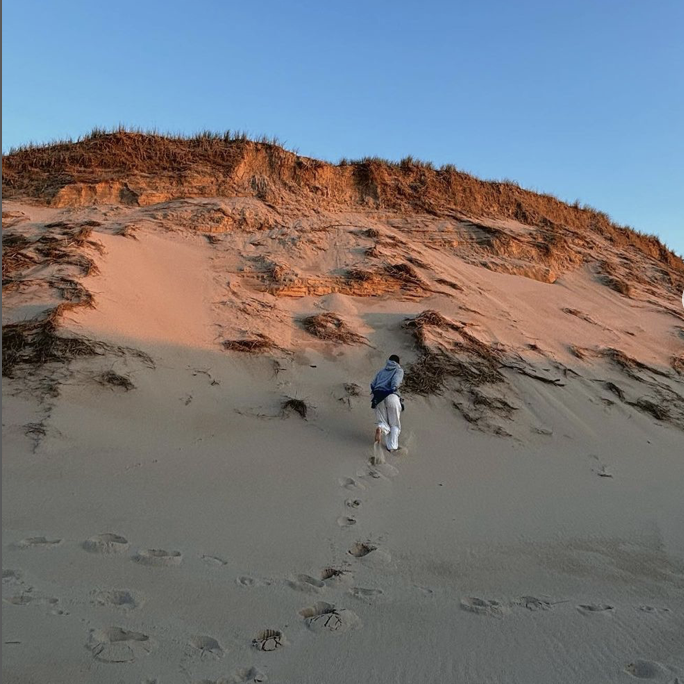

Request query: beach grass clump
[
  {"left": 403, "top": 309, "right": 461, "bottom": 352},
  {"left": 383, "top": 262, "right": 425, "bottom": 288},
  {"left": 302, "top": 313, "right": 365, "bottom": 345},
  {"left": 222, "top": 334, "right": 277, "bottom": 353},
  {"left": 281, "top": 397, "right": 310, "bottom": 419},
  {"left": 2, "top": 239, "right": 36, "bottom": 284},
  {"left": 2, "top": 310, "right": 105, "bottom": 377}
]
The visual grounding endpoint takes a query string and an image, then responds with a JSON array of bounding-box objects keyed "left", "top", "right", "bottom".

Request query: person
[{"left": 370, "top": 355, "right": 404, "bottom": 452}]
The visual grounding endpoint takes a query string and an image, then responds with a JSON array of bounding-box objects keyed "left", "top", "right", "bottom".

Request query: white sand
[{"left": 3, "top": 200, "right": 684, "bottom": 684}]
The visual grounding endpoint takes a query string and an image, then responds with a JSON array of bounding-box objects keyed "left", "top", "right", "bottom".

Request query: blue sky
[{"left": 3, "top": 1, "right": 683, "bottom": 254}]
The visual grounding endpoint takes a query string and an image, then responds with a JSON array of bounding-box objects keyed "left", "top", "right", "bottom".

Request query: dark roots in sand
[{"left": 281, "top": 397, "right": 310, "bottom": 419}]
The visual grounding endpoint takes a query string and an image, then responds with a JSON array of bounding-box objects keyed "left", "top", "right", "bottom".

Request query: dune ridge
[{"left": 3, "top": 130, "right": 681, "bottom": 270}]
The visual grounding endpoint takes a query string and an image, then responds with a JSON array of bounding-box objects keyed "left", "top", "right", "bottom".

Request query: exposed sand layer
[{"left": 3, "top": 150, "right": 684, "bottom": 684}]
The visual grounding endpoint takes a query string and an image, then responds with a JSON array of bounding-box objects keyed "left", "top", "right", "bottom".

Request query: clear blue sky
[{"left": 3, "top": 0, "right": 683, "bottom": 254}]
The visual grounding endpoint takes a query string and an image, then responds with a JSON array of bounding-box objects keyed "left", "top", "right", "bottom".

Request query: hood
[{"left": 385, "top": 360, "right": 401, "bottom": 371}]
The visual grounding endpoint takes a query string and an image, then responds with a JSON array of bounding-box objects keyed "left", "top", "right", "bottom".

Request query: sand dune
[{"left": 3, "top": 134, "right": 684, "bottom": 683}]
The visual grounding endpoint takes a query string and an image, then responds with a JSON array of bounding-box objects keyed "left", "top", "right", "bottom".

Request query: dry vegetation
[
  {"left": 570, "top": 346, "right": 684, "bottom": 429},
  {"left": 344, "top": 383, "right": 362, "bottom": 397},
  {"left": 598, "top": 261, "right": 633, "bottom": 297},
  {"left": 632, "top": 397, "right": 669, "bottom": 421},
  {"left": 402, "top": 311, "right": 504, "bottom": 396},
  {"left": 2, "top": 310, "right": 105, "bottom": 378},
  {"left": 3, "top": 129, "right": 681, "bottom": 273},
  {"left": 302, "top": 313, "right": 366, "bottom": 344},
  {"left": 222, "top": 334, "right": 277, "bottom": 353},
  {"left": 403, "top": 309, "right": 462, "bottom": 351},
  {"left": 2, "top": 221, "right": 101, "bottom": 289},
  {"left": 382, "top": 263, "right": 427, "bottom": 289},
  {"left": 403, "top": 353, "right": 468, "bottom": 396},
  {"left": 2, "top": 222, "right": 101, "bottom": 378},
  {"left": 2, "top": 222, "right": 104, "bottom": 376},
  {"left": 600, "top": 347, "right": 671, "bottom": 379},
  {"left": 2, "top": 216, "right": 152, "bottom": 386},
  {"left": 281, "top": 397, "right": 310, "bottom": 419},
  {"left": 343, "top": 262, "right": 431, "bottom": 298},
  {"left": 2, "top": 306, "right": 151, "bottom": 379},
  {"left": 2, "top": 234, "right": 36, "bottom": 284}
]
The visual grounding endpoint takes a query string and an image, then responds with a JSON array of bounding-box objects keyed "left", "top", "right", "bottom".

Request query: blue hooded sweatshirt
[{"left": 370, "top": 360, "right": 404, "bottom": 407}]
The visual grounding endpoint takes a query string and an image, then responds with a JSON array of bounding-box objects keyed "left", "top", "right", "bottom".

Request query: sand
[{"left": 2, "top": 198, "right": 684, "bottom": 684}]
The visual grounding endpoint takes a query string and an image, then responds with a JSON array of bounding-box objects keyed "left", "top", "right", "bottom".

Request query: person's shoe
[{"left": 374, "top": 427, "right": 382, "bottom": 444}]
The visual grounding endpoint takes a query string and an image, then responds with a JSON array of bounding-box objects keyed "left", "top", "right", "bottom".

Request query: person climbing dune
[{"left": 370, "top": 355, "right": 404, "bottom": 452}]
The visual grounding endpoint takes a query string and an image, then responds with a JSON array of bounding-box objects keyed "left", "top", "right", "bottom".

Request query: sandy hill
[{"left": 2, "top": 131, "right": 684, "bottom": 684}]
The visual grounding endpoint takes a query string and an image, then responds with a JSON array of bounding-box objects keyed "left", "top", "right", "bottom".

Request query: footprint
[
  {"left": 189, "top": 635, "right": 224, "bottom": 659},
  {"left": 533, "top": 426, "right": 553, "bottom": 436},
  {"left": 237, "top": 575, "right": 258, "bottom": 588},
  {"left": 227, "top": 667, "right": 267, "bottom": 683},
  {"left": 236, "top": 575, "right": 271, "bottom": 588},
  {"left": 350, "top": 542, "right": 390, "bottom": 562},
  {"left": 339, "top": 477, "right": 366, "bottom": 491},
  {"left": 202, "top": 554, "right": 228, "bottom": 566},
  {"left": 348, "top": 542, "right": 377, "bottom": 558},
  {"left": 513, "top": 596, "right": 555, "bottom": 611},
  {"left": 82, "top": 533, "right": 129, "bottom": 554},
  {"left": 595, "top": 465, "right": 613, "bottom": 478},
  {"left": 287, "top": 574, "right": 325, "bottom": 593},
  {"left": 133, "top": 549, "right": 182, "bottom": 566},
  {"left": 3, "top": 593, "right": 37, "bottom": 606},
  {"left": 252, "top": 629, "right": 286, "bottom": 652},
  {"left": 460, "top": 597, "right": 509, "bottom": 618},
  {"left": 369, "top": 463, "right": 399, "bottom": 479},
  {"left": 638, "top": 605, "right": 671, "bottom": 614},
  {"left": 348, "top": 542, "right": 391, "bottom": 566},
  {"left": 2, "top": 569, "right": 23, "bottom": 585},
  {"left": 348, "top": 587, "right": 384, "bottom": 602},
  {"left": 17, "top": 536, "right": 62, "bottom": 548},
  {"left": 87, "top": 626, "right": 156, "bottom": 662},
  {"left": 299, "top": 601, "right": 362, "bottom": 633},
  {"left": 337, "top": 516, "right": 357, "bottom": 527},
  {"left": 577, "top": 603, "right": 614, "bottom": 615},
  {"left": 199, "top": 667, "right": 267, "bottom": 683},
  {"left": 415, "top": 585, "right": 434, "bottom": 597},
  {"left": 345, "top": 499, "right": 362, "bottom": 509},
  {"left": 91, "top": 589, "right": 142, "bottom": 610},
  {"left": 3, "top": 592, "right": 61, "bottom": 611},
  {"left": 624, "top": 660, "right": 667, "bottom": 679},
  {"left": 320, "top": 567, "right": 352, "bottom": 585}
]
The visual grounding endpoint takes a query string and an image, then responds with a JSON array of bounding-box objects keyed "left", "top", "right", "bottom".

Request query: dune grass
[{"left": 2, "top": 127, "right": 680, "bottom": 269}]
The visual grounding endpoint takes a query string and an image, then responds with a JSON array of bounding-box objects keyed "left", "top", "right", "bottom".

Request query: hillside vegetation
[{"left": 3, "top": 130, "right": 680, "bottom": 271}]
